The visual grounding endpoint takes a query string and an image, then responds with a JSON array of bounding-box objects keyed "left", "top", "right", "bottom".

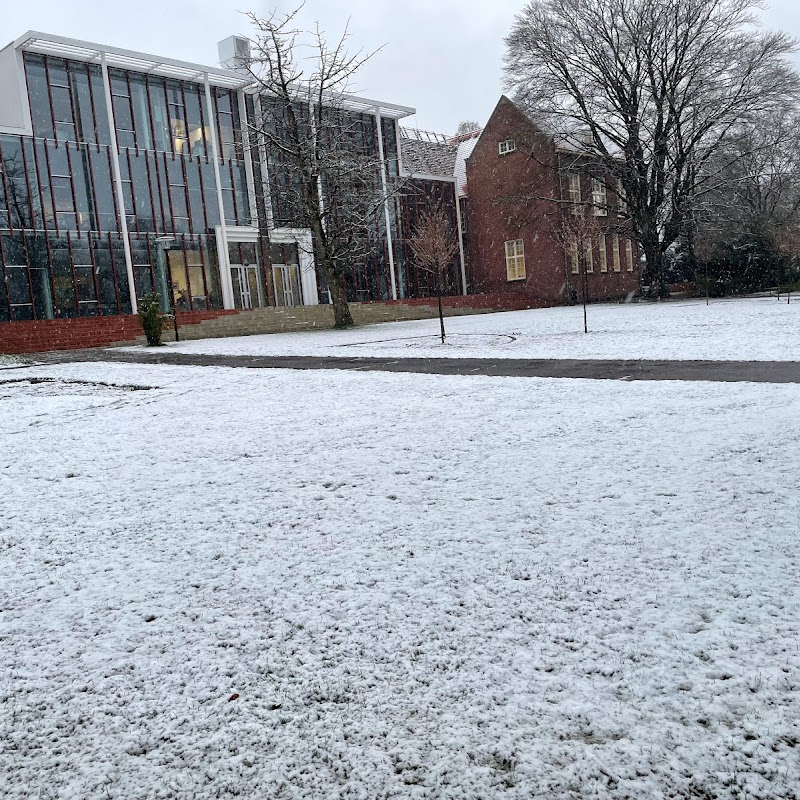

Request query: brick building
[{"left": 463, "top": 96, "right": 640, "bottom": 305}]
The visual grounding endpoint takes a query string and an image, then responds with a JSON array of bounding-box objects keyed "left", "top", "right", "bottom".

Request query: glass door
[
  {"left": 230, "top": 264, "right": 264, "bottom": 309},
  {"left": 271, "top": 264, "right": 302, "bottom": 307}
]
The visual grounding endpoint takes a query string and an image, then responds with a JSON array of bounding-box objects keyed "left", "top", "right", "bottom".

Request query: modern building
[
  {"left": 463, "top": 97, "right": 640, "bottom": 305},
  {"left": 0, "top": 31, "right": 466, "bottom": 348}
]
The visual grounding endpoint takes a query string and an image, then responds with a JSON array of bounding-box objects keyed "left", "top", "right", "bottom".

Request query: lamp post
[{"left": 155, "top": 236, "right": 179, "bottom": 342}]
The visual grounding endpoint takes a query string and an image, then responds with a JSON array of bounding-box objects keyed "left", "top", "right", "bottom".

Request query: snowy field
[
  {"left": 2, "top": 362, "right": 800, "bottom": 799},
  {"left": 128, "top": 296, "right": 799, "bottom": 362}
]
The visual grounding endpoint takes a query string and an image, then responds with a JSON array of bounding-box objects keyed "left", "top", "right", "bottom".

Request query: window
[
  {"left": 166, "top": 81, "right": 188, "bottom": 155},
  {"left": 612, "top": 234, "right": 621, "bottom": 272},
  {"left": 585, "top": 238, "right": 593, "bottom": 273},
  {"left": 567, "top": 173, "right": 581, "bottom": 214},
  {"left": 617, "top": 179, "right": 627, "bottom": 215},
  {"left": 569, "top": 237, "right": 579, "bottom": 274},
  {"left": 626, "top": 238, "right": 634, "bottom": 272},
  {"left": 599, "top": 234, "right": 608, "bottom": 272},
  {"left": 498, "top": 139, "right": 516, "bottom": 156},
  {"left": 592, "top": 179, "right": 607, "bottom": 216},
  {"left": 505, "top": 239, "right": 525, "bottom": 280},
  {"left": 110, "top": 70, "right": 135, "bottom": 150}
]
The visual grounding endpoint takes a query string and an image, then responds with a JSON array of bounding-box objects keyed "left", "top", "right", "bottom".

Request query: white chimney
[{"left": 218, "top": 36, "right": 251, "bottom": 71}]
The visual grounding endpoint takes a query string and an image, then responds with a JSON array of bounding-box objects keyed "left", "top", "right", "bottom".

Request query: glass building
[{"left": 0, "top": 31, "right": 465, "bottom": 328}]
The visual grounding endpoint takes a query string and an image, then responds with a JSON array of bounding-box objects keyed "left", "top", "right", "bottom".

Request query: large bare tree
[
  {"left": 505, "top": 0, "right": 800, "bottom": 292},
  {"left": 246, "top": 8, "right": 392, "bottom": 328}
]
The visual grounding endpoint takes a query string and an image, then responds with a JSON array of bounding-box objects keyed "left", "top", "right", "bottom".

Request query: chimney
[{"left": 218, "top": 36, "right": 251, "bottom": 72}]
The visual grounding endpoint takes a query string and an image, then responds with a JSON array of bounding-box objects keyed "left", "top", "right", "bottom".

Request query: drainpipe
[{"left": 454, "top": 185, "right": 468, "bottom": 295}]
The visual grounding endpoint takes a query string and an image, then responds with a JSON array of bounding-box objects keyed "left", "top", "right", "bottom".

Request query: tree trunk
[
  {"left": 436, "top": 267, "right": 446, "bottom": 343},
  {"left": 582, "top": 262, "right": 589, "bottom": 334},
  {"left": 327, "top": 267, "right": 355, "bottom": 329},
  {"left": 641, "top": 239, "right": 668, "bottom": 298},
  {"left": 308, "top": 208, "right": 355, "bottom": 329}
]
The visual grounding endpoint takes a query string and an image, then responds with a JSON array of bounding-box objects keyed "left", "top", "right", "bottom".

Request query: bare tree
[
  {"left": 697, "top": 109, "right": 800, "bottom": 254},
  {"left": 409, "top": 201, "right": 459, "bottom": 343},
  {"left": 555, "top": 205, "right": 601, "bottom": 332},
  {"left": 505, "top": 0, "right": 800, "bottom": 293},
  {"left": 245, "top": 7, "right": 393, "bottom": 328},
  {"left": 456, "top": 120, "right": 481, "bottom": 136}
]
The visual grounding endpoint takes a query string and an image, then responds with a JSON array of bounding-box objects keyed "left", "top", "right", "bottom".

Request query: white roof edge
[
  {"left": 8, "top": 30, "right": 250, "bottom": 88},
  {"left": 399, "top": 170, "right": 456, "bottom": 183},
  {"left": 5, "top": 30, "right": 417, "bottom": 116}
]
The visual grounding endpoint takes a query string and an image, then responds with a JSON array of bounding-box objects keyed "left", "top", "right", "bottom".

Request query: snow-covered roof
[
  {"left": 399, "top": 128, "right": 458, "bottom": 179},
  {"left": 454, "top": 135, "right": 479, "bottom": 197},
  {"left": 398, "top": 127, "right": 480, "bottom": 195}
]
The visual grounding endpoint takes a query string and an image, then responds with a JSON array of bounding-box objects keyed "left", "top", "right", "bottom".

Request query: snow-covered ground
[
  {"left": 2, "top": 362, "right": 799, "bottom": 799},
  {"left": 127, "top": 296, "right": 799, "bottom": 362}
]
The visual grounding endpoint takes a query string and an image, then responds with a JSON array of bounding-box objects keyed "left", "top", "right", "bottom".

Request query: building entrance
[{"left": 230, "top": 264, "right": 264, "bottom": 309}]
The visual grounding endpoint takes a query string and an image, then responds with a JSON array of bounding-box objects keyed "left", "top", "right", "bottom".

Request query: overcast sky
[{"left": 5, "top": 0, "right": 800, "bottom": 135}]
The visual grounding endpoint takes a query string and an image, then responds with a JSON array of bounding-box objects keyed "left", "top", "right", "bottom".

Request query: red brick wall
[
  {"left": 465, "top": 97, "right": 640, "bottom": 305},
  {"left": 0, "top": 309, "right": 237, "bottom": 355}
]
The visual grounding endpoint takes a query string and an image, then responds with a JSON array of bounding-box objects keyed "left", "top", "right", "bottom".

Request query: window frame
[
  {"left": 504, "top": 238, "right": 526, "bottom": 281},
  {"left": 599, "top": 234, "right": 608, "bottom": 272},
  {"left": 612, "top": 233, "right": 621, "bottom": 272},
  {"left": 498, "top": 139, "right": 516, "bottom": 156},
  {"left": 626, "top": 238, "right": 634, "bottom": 272},
  {"left": 591, "top": 178, "right": 607, "bottom": 216},
  {"left": 567, "top": 173, "right": 581, "bottom": 214},
  {"left": 617, "top": 178, "right": 627, "bottom": 216},
  {"left": 569, "top": 237, "right": 580, "bottom": 274}
]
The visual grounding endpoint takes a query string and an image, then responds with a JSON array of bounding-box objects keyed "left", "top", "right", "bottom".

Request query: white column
[
  {"left": 375, "top": 108, "right": 398, "bottom": 301},
  {"left": 204, "top": 74, "right": 234, "bottom": 310},
  {"left": 100, "top": 53, "right": 137, "bottom": 314},
  {"left": 453, "top": 185, "right": 468, "bottom": 296}
]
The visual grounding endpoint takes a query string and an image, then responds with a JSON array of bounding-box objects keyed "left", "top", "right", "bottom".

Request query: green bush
[{"left": 138, "top": 293, "right": 166, "bottom": 347}]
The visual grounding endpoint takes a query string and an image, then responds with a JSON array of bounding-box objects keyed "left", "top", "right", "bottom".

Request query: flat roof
[
  {"left": 9, "top": 31, "right": 248, "bottom": 88},
  {"left": 5, "top": 30, "right": 415, "bottom": 117}
]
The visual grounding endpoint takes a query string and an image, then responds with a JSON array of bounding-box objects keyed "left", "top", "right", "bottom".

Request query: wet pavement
[{"left": 15, "top": 348, "right": 800, "bottom": 383}]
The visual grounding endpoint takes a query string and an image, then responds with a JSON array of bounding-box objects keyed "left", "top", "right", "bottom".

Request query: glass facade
[
  {"left": 0, "top": 43, "right": 456, "bottom": 326},
  {"left": 0, "top": 52, "right": 251, "bottom": 322}
]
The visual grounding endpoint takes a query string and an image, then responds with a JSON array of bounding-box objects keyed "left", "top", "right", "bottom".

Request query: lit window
[
  {"left": 505, "top": 239, "right": 525, "bottom": 280},
  {"left": 568, "top": 173, "right": 581, "bottom": 214},
  {"left": 599, "top": 234, "right": 608, "bottom": 272},
  {"left": 592, "top": 179, "right": 607, "bottom": 216},
  {"left": 499, "top": 139, "right": 516, "bottom": 156},
  {"left": 612, "top": 234, "right": 621, "bottom": 272},
  {"left": 569, "top": 237, "right": 579, "bottom": 274},
  {"left": 626, "top": 239, "right": 634, "bottom": 272},
  {"left": 585, "top": 238, "right": 593, "bottom": 273}
]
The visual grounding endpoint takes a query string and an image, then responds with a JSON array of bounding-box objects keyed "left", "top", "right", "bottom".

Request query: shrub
[{"left": 138, "top": 293, "right": 166, "bottom": 347}]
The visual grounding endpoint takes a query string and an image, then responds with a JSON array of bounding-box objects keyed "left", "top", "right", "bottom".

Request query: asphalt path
[{"left": 26, "top": 348, "right": 800, "bottom": 383}]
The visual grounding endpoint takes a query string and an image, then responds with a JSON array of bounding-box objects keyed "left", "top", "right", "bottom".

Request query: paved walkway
[{"left": 23, "top": 348, "right": 800, "bottom": 383}]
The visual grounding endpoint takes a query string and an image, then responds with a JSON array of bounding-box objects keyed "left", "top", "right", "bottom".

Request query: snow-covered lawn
[
  {"left": 2, "top": 362, "right": 799, "bottom": 799},
  {"left": 129, "top": 296, "right": 799, "bottom": 362}
]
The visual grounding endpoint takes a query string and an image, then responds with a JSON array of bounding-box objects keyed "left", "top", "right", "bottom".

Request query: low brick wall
[
  {"left": 0, "top": 309, "right": 234, "bottom": 355},
  {"left": 1, "top": 294, "right": 545, "bottom": 354}
]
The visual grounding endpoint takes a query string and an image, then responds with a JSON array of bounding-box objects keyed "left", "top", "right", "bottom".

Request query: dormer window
[{"left": 498, "top": 139, "right": 516, "bottom": 156}]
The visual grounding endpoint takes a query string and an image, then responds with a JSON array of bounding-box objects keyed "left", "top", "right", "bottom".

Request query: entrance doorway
[
  {"left": 230, "top": 264, "right": 264, "bottom": 309},
  {"left": 270, "top": 242, "right": 302, "bottom": 307},
  {"left": 272, "top": 263, "right": 301, "bottom": 307}
]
